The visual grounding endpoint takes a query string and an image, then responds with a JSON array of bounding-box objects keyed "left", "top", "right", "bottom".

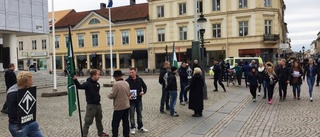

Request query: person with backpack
[{"left": 158, "top": 61, "right": 170, "bottom": 114}]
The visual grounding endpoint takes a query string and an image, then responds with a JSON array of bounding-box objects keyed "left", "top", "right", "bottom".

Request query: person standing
[
  {"left": 7, "top": 71, "right": 43, "bottom": 137},
  {"left": 125, "top": 68, "right": 148, "bottom": 135},
  {"left": 264, "top": 66, "right": 278, "bottom": 104},
  {"left": 158, "top": 61, "right": 170, "bottom": 113},
  {"left": 188, "top": 67, "right": 204, "bottom": 117},
  {"left": 257, "top": 63, "right": 267, "bottom": 98},
  {"left": 2, "top": 63, "right": 17, "bottom": 114},
  {"left": 316, "top": 58, "right": 320, "bottom": 86},
  {"left": 277, "top": 59, "right": 290, "bottom": 101},
  {"left": 231, "top": 63, "right": 242, "bottom": 86},
  {"left": 290, "top": 61, "right": 303, "bottom": 100},
  {"left": 73, "top": 69, "right": 109, "bottom": 137},
  {"left": 213, "top": 59, "right": 226, "bottom": 92},
  {"left": 179, "top": 62, "right": 188, "bottom": 105},
  {"left": 243, "top": 61, "right": 251, "bottom": 87},
  {"left": 108, "top": 70, "right": 131, "bottom": 137},
  {"left": 303, "top": 58, "right": 318, "bottom": 102},
  {"left": 166, "top": 66, "right": 179, "bottom": 117},
  {"left": 247, "top": 67, "right": 259, "bottom": 102}
]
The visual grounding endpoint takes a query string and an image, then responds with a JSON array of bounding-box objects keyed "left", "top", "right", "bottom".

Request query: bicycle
[{"left": 226, "top": 69, "right": 237, "bottom": 87}]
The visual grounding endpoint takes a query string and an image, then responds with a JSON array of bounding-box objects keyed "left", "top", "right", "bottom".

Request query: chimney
[
  {"left": 100, "top": 3, "right": 106, "bottom": 9},
  {"left": 130, "top": 0, "right": 136, "bottom": 6}
]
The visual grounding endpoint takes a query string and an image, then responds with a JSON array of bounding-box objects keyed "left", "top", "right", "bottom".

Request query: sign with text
[{"left": 17, "top": 87, "right": 37, "bottom": 126}]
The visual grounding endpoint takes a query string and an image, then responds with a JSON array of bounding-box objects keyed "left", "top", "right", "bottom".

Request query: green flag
[
  {"left": 172, "top": 43, "right": 178, "bottom": 68},
  {"left": 67, "top": 27, "right": 77, "bottom": 117}
]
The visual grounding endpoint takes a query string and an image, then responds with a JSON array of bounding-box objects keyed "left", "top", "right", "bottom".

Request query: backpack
[{"left": 163, "top": 72, "right": 169, "bottom": 88}]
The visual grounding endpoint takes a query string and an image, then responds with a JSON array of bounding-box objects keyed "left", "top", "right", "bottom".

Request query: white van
[{"left": 225, "top": 57, "right": 263, "bottom": 68}]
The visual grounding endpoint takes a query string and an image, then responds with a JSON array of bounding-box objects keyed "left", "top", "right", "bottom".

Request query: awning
[{"left": 131, "top": 50, "right": 148, "bottom": 59}]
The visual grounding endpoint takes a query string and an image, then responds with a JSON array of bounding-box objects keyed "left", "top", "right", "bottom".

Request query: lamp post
[
  {"left": 299, "top": 50, "right": 302, "bottom": 60},
  {"left": 197, "top": 13, "right": 208, "bottom": 100}
]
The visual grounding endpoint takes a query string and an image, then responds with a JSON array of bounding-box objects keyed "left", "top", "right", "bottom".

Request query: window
[
  {"left": 89, "top": 18, "right": 101, "bottom": 24},
  {"left": 212, "top": 24, "right": 221, "bottom": 38},
  {"left": 136, "top": 30, "right": 144, "bottom": 44},
  {"left": 197, "top": 1, "right": 203, "bottom": 13},
  {"left": 19, "top": 41, "right": 23, "bottom": 50},
  {"left": 179, "top": 3, "right": 186, "bottom": 15},
  {"left": 239, "top": 21, "right": 248, "bottom": 36},
  {"left": 157, "top": 29, "right": 165, "bottom": 42},
  {"left": 78, "top": 35, "right": 84, "bottom": 47},
  {"left": 55, "top": 36, "right": 59, "bottom": 48},
  {"left": 179, "top": 27, "right": 187, "bottom": 40},
  {"left": 65, "top": 35, "right": 69, "bottom": 47},
  {"left": 212, "top": 0, "right": 220, "bottom": 11},
  {"left": 92, "top": 34, "right": 98, "bottom": 46},
  {"left": 42, "top": 39, "right": 46, "bottom": 50},
  {"left": 32, "top": 40, "right": 37, "bottom": 50},
  {"left": 239, "top": 0, "right": 247, "bottom": 8},
  {"left": 264, "top": 0, "right": 271, "bottom": 7},
  {"left": 107, "top": 32, "right": 114, "bottom": 46},
  {"left": 265, "top": 20, "right": 272, "bottom": 34},
  {"left": 122, "top": 31, "right": 129, "bottom": 45},
  {"left": 157, "top": 6, "right": 164, "bottom": 18}
]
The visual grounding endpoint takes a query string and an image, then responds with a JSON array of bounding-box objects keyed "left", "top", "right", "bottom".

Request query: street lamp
[
  {"left": 299, "top": 50, "right": 301, "bottom": 60},
  {"left": 197, "top": 13, "right": 208, "bottom": 100}
]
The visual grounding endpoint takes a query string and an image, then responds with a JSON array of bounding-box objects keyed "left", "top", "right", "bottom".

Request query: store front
[
  {"left": 131, "top": 50, "right": 147, "bottom": 71},
  {"left": 105, "top": 54, "right": 117, "bottom": 69}
]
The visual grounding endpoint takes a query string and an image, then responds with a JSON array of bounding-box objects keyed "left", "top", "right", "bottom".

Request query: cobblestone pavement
[{"left": 1, "top": 75, "right": 320, "bottom": 137}]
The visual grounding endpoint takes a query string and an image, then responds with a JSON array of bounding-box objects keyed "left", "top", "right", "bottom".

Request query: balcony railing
[{"left": 263, "top": 34, "right": 280, "bottom": 42}]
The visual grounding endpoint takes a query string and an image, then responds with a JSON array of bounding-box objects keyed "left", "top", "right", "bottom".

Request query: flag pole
[
  {"left": 108, "top": 4, "right": 114, "bottom": 83},
  {"left": 51, "top": 0, "right": 57, "bottom": 91},
  {"left": 68, "top": 26, "right": 84, "bottom": 137}
]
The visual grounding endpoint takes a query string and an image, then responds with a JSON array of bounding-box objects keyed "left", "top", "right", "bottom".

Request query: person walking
[
  {"left": 290, "top": 61, "right": 303, "bottom": 100},
  {"left": 188, "top": 67, "right": 204, "bottom": 117},
  {"left": 276, "top": 59, "right": 290, "bottom": 101},
  {"left": 158, "top": 61, "right": 170, "bottom": 113},
  {"left": 1, "top": 63, "right": 17, "bottom": 114},
  {"left": 125, "top": 68, "right": 148, "bottom": 135},
  {"left": 243, "top": 61, "right": 251, "bottom": 87},
  {"left": 108, "top": 70, "right": 131, "bottom": 137},
  {"left": 179, "top": 62, "right": 189, "bottom": 105},
  {"left": 303, "top": 58, "right": 318, "bottom": 102},
  {"left": 257, "top": 63, "right": 267, "bottom": 98},
  {"left": 166, "top": 66, "right": 179, "bottom": 117},
  {"left": 73, "top": 69, "right": 109, "bottom": 137},
  {"left": 264, "top": 66, "right": 278, "bottom": 104},
  {"left": 247, "top": 67, "right": 259, "bottom": 102},
  {"left": 7, "top": 71, "right": 43, "bottom": 137},
  {"left": 213, "top": 59, "right": 226, "bottom": 92},
  {"left": 316, "top": 58, "right": 320, "bottom": 86}
]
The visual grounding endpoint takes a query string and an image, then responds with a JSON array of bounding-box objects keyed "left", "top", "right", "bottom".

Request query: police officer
[{"left": 213, "top": 59, "right": 226, "bottom": 92}]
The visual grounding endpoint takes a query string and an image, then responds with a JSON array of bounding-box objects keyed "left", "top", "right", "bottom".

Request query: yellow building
[
  {"left": 52, "top": 2, "right": 149, "bottom": 72},
  {"left": 147, "top": 0, "right": 287, "bottom": 68}
]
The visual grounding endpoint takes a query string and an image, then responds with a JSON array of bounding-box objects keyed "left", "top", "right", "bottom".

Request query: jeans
[
  {"left": 267, "top": 84, "right": 275, "bottom": 101},
  {"left": 112, "top": 108, "right": 130, "bottom": 137},
  {"left": 130, "top": 101, "right": 143, "bottom": 129},
  {"left": 249, "top": 85, "right": 257, "bottom": 99},
  {"left": 259, "top": 81, "right": 268, "bottom": 96},
  {"left": 179, "top": 82, "right": 188, "bottom": 103},
  {"left": 169, "top": 90, "right": 178, "bottom": 115},
  {"left": 83, "top": 104, "right": 104, "bottom": 137},
  {"left": 160, "top": 87, "right": 169, "bottom": 112},
  {"left": 9, "top": 121, "right": 43, "bottom": 137},
  {"left": 307, "top": 76, "right": 316, "bottom": 97},
  {"left": 278, "top": 82, "right": 288, "bottom": 99},
  {"left": 292, "top": 84, "right": 301, "bottom": 97}
]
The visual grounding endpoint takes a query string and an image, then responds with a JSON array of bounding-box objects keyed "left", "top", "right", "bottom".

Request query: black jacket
[
  {"left": 247, "top": 72, "right": 259, "bottom": 86},
  {"left": 276, "top": 66, "right": 290, "bottom": 83},
  {"left": 159, "top": 67, "right": 168, "bottom": 88},
  {"left": 213, "top": 64, "right": 222, "bottom": 78},
  {"left": 5, "top": 69, "right": 17, "bottom": 90},
  {"left": 264, "top": 73, "right": 278, "bottom": 85},
  {"left": 179, "top": 66, "right": 188, "bottom": 83},
  {"left": 192, "top": 64, "right": 201, "bottom": 71},
  {"left": 303, "top": 65, "right": 318, "bottom": 79},
  {"left": 74, "top": 77, "right": 101, "bottom": 105},
  {"left": 6, "top": 84, "right": 19, "bottom": 124},
  {"left": 166, "top": 72, "right": 177, "bottom": 91},
  {"left": 126, "top": 75, "right": 147, "bottom": 102}
]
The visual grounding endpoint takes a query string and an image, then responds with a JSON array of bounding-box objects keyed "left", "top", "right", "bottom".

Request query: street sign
[
  {"left": 17, "top": 86, "right": 37, "bottom": 126},
  {"left": 279, "top": 43, "right": 289, "bottom": 49}
]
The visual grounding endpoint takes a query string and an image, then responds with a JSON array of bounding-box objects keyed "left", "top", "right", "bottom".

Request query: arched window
[{"left": 89, "top": 18, "right": 101, "bottom": 24}]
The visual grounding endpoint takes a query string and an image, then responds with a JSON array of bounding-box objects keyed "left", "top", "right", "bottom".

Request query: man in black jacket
[
  {"left": 213, "top": 59, "right": 226, "bottom": 92},
  {"left": 126, "top": 68, "right": 148, "bottom": 135},
  {"left": 276, "top": 59, "right": 290, "bottom": 101},
  {"left": 158, "top": 61, "right": 170, "bottom": 113},
  {"left": 2, "top": 63, "right": 17, "bottom": 114},
  {"left": 73, "top": 69, "right": 109, "bottom": 137},
  {"left": 166, "top": 66, "right": 179, "bottom": 117},
  {"left": 179, "top": 62, "right": 188, "bottom": 105}
]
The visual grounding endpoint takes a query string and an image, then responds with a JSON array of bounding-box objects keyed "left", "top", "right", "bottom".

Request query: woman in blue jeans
[
  {"left": 290, "top": 61, "right": 303, "bottom": 100},
  {"left": 303, "top": 58, "right": 318, "bottom": 102}
]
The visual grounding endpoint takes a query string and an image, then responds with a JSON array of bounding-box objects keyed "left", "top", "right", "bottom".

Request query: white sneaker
[
  {"left": 139, "top": 127, "right": 148, "bottom": 132},
  {"left": 130, "top": 128, "right": 136, "bottom": 134},
  {"left": 310, "top": 97, "right": 313, "bottom": 102}
]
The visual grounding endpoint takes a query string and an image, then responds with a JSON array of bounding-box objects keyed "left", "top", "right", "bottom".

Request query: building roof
[
  {"left": 48, "top": 9, "right": 75, "bottom": 26},
  {"left": 55, "top": 3, "right": 148, "bottom": 28}
]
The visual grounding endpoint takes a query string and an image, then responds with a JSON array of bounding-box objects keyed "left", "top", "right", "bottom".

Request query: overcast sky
[{"left": 48, "top": 0, "right": 320, "bottom": 52}]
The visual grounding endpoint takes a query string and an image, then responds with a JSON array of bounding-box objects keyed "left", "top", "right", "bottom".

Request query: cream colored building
[
  {"left": 147, "top": 0, "right": 287, "bottom": 68},
  {"left": 16, "top": 9, "right": 74, "bottom": 71}
]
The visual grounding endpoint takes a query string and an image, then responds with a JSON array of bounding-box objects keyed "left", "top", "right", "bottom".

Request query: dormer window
[{"left": 89, "top": 18, "right": 101, "bottom": 24}]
